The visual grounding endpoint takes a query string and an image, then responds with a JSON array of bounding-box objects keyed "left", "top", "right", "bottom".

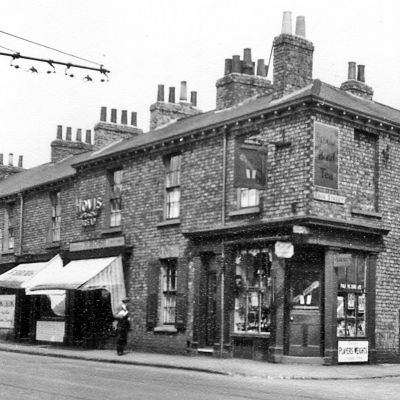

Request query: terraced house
[{"left": 0, "top": 12, "right": 399, "bottom": 365}]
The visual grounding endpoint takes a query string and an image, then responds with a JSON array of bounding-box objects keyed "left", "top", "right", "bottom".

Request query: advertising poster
[
  {"left": 314, "top": 122, "right": 339, "bottom": 189},
  {"left": 0, "top": 295, "right": 16, "bottom": 328},
  {"left": 338, "top": 340, "right": 369, "bottom": 362}
]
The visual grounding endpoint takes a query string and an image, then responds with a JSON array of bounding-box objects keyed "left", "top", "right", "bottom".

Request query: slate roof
[{"left": 2, "top": 79, "right": 400, "bottom": 198}]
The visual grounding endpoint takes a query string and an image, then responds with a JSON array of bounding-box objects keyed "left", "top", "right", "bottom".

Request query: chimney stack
[
  {"left": 121, "top": 110, "right": 128, "bottom": 125},
  {"left": 272, "top": 12, "right": 314, "bottom": 98},
  {"left": 86, "top": 130, "right": 92, "bottom": 144},
  {"left": 340, "top": 62, "right": 373, "bottom": 100},
  {"left": 8, "top": 153, "right": 13, "bottom": 166},
  {"left": 18, "top": 155, "right": 23, "bottom": 168},
  {"left": 100, "top": 107, "right": 107, "bottom": 122},
  {"left": 111, "top": 109, "right": 117, "bottom": 123},
  {"left": 57, "top": 125, "right": 63, "bottom": 140},
  {"left": 131, "top": 112, "right": 137, "bottom": 127},
  {"left": 150, "top": 82, "right": 202, "bottom": 130},
  {"left": 66, "top": 127, "right": 72, "bottom": 141},
  {"left": 76, "top": 129, "right": 82, "bottom": 142}
]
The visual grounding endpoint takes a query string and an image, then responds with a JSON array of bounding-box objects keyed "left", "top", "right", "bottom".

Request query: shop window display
[
  {"left": 337, "top": 254, "right": 367, "bottom": 338},
  {"left": 234, "top": 249, "right": 271, "bottom": 334}
]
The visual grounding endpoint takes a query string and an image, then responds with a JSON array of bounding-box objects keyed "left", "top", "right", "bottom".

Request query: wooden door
[{"left": 287, "top": 268, "right": 322, "bottom": 357}]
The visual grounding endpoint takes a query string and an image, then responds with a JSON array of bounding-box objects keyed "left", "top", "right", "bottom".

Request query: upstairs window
[
  {"left": 239, "top": 188, "right": 259, "bottom": 208},
  {"left": 3, "top": 203, "right": 15, "bottom": 251},
  {"left": 109, "top": 169, "right": 123, "bottom": 227},
  {"left": 50, "top": 191, "right": 61, "bottom": 242},
  {"left": 165, "top": 155, "right": 181, "bottom": 219}
]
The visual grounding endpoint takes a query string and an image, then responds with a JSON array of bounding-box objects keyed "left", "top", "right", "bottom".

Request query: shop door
[{"left": 287, "top": 268, "right": 322, "bottom": 357}]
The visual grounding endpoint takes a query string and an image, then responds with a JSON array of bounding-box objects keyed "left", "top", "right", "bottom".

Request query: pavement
[{"left": 1, "top": 340, "right": 400, "bottom": 380}]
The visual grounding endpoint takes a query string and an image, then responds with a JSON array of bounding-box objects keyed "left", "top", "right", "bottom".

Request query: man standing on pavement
[{"left": 114, "top": 297, "right": 130, "bottom": 356}]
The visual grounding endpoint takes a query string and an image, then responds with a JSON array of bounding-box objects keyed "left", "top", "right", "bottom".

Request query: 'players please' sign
[{"left": 314, "top": 122, "right": 339, "bottom": 189}]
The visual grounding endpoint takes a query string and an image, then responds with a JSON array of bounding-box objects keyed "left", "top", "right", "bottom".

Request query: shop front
[
  {"left": 187, "top": 219, "right": 385, "bottom": 365},
  {"left": 0, "top": 254, "right": 127, "bottom": 349}
]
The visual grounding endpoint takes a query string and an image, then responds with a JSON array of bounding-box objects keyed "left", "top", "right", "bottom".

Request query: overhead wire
[{"left": 0, "top": 30, "right": 102, "bottom": 66}]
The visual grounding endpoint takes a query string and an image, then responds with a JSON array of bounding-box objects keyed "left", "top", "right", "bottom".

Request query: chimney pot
[
  {"left": 111, "top": 109, "right": 117, "bottom": 123},
  {"left": 85, "top": 130, "right": 92, "bottom": 144},
  {"left": 232, "top": 55, "right": 241, "bottom": 73},
  {"left": 100, "top": 107, "right": 107, "bottom": 122},
  {"left": 168, "top": 87, "right": 175, "bottom": 103},
  {"left": 8, "top": 153, "right": 13, "bottom": 166},
  {"left": 357, "top": 65, "right": 365, "bottom": 82},
  {"left": 121, "top": 110, "right": 128, "bottom": 124},
  {"left": 157, "top": 85, "right": 165, "bottom": 102},
  {"left": 76, "top": 129, "right": 82, "bottom": 142},
  {"left": 243, "top": 48, "right": 253, "bottom": 74},
  {"left": 57, "top": 125, "right": 63, "bottom": 140},
  {"left": 180, "top": 81, "right": 188, "bottom": 102},
  {"left": 257, "top": 59, "right": 266, "bottom": 76},
  {"left": 348, "top": 62, "right": 356, "bottom": 80},
  {"left": 295, "top": 16, "right": 306, "bottom": 37},
  {"left": 224, "top": 59, "right": 232, "bottom": 75},
  {"left": 66, "top": 127, "right": 72, "bottom": 141},
  {"left": 18, "top": 155, "right": 23, "bottom": 168},
  {"left": 131, "top": 112, "right": 137, "bottom": 126},
  {"left": 190, "top": 91, "right": 197, "bottom": 107},
  {"left": 282, "top": 11, "right": 292, "bottom": 34}
]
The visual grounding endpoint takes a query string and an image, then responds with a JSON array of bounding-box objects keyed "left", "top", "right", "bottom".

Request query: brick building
[{"left": 0, "top": 12, "right": 399, "bottom": 364}]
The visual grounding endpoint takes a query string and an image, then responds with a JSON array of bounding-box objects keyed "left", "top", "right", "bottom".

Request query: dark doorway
[{"left": 285, "top": 250, "right": 324, "bottom": 357}]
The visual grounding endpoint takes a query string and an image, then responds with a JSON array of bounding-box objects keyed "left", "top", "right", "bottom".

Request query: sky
[{"left": 1, "top": 0, "right": 400, "bottom": 169}]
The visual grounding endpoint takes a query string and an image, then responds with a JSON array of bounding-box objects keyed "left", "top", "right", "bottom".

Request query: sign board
[
  {"left": 234, "top": 143, "right": 266, "bottom": 189},
  {"left": 314, "top": 122, "right": 339, "bottom": 189},
  {"left": 338, "top": 340, "right": 369, "bottom": 363},
  {"left": 293, "top": 225, "right": 310, "bottom": 234},
  {"left": 275, "top": 241, "right": 294, "bottom": 258},
  {"left": 314, "top": 191, "right": 345, "bottom": 204},
  {"left": 69, "top": 236, "right": 125, "bottom": 252},
  {"left": 36, "top": 320, "right": 65, "bottom": 342},
  {"left": 76, "top": 197, "right": 103, "bottom": 226},
  {"left": 0, "top": 295, "right": 15, "bottom": 328},
  {"left": 334, "top": 254, "right": 352, "bottom": 268}
]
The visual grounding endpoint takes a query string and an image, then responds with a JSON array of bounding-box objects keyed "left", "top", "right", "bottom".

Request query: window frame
[
  {"left": 160, "top": 259, "right": 177, "bottom": 325},
  {"left": 3, "top": 202, "right": 16, "bottom": 252},
  {"left": 107, "top": 168, "right": 123, "bottom": 228},
  {"left": 164, "top": 154, "right": 181, "bottom": 220},
  {"left": 238, "top": 187, "right": 260, "bottom": 209},
  {"left": 50, "top": 191, "right": 61, "bottom": 242}
]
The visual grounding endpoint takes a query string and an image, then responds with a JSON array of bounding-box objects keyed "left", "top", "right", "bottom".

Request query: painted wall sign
[
  {"left": 334, "top": 254, "right": 352, "bottom": 268},
  {"left": 0, "top": 295, "right": 15, "bottom": 328},
  {"left": 69, "top": 236, "right": 125, "bottom": 252},
  {"left": 275, "top": 241, "right": 294, "bottom": 258},
  {"left": 234, "top": 143, "right": 266, "bottom": 189},
  {"left": 76, "top": 197, "right": 103, "bottom": 226},
  {"left": 314, "top": 122, "right": 339, "bottom": 189},
  {"left": 314, "top": 191, "right": 345, "bottom": 204},
  {"left": 338, "top": 340, "right": 369, "bottom": 363}
]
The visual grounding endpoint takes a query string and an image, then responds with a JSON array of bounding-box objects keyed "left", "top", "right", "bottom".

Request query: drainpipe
[
  {"left": 220, "top": 126, "right": 227, "bottom": 357},
  {"left": 18, "top": 192, "right": 24, "bottom": 256}
]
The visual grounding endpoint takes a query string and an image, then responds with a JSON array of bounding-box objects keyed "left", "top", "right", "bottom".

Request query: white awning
[
  {"left": 28, "top": 256, "right": 126, "bottom": 314},
  {"left": 0, "top": 255, "right": 63, "bottom": 290}
]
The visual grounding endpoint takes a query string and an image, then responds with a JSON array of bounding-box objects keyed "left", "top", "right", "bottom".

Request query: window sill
[
  {"left": 101, "top": 226, "right": 123, "bottom": 235},
  {"left": 44, "top": 242, "right": 61, "bottom": 249},
  {"left": 157, "top": 219, "right": 181, "bottom": 228},
  {"left": 228, "top": 206, "right": 260, "bottom": 217},
  {"left": 154, "top": 325, "right": 178, "bottom": 334},
  {"left": 1, "top": 250, "right": 14, "bottom": 256},
  {"left": 351, "top": 208, "right": 382, "bottom": 218},
  {"left": 231, "top": 332, "right": 270, "bottom": 339}
]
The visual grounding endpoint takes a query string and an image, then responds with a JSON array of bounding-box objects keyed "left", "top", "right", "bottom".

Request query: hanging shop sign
[
  {"left": 234, "top": 142, "right": 266, "bottom": 189},
  {"left": 76, "top": 197, "right": 103, "bottom": 226},
  {"left": 0, "top": 295, "right": 15, "bottom": 328},
  {"left": 314, "top": 122, "right": 339, "bottom": 189},
  {"left": 275, "top": 241, "right": 294, "bottom": 258},
  {"left": 338, "top": 340, "right": 369, "bottom": 363},
  {"left": 334, "top": 253, "right": 352, "bottom": 268}
]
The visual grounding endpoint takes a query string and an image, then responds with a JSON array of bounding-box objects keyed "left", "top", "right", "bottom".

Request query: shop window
[
  {"left": 3, "top": 203, "right": 15, "bottom": 252},
  {"left": 165, "top": 154, "right": 181, "bottom": 220},
  {"left": 234, "top": 249, "right": 271, "bottom": 334},
  {"left": 50, "top": 191, "right": 61, "bottom": 242},
  {"left": 108, "top": 169, "right": 123, "bottom": 227},
  {"left": 239, "top": 188, "right": 259, "bottom": 208},
  {"left": 337, "top": 254, "right": 367, "bottom": 338},
  {"left": 161, "top": 259, "right": 177, "bottom": 324}
]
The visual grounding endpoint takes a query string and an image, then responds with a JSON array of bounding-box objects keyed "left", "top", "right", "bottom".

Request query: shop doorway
[{"left": 285, "top": 252, "right": 324, "bottom": 357}]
